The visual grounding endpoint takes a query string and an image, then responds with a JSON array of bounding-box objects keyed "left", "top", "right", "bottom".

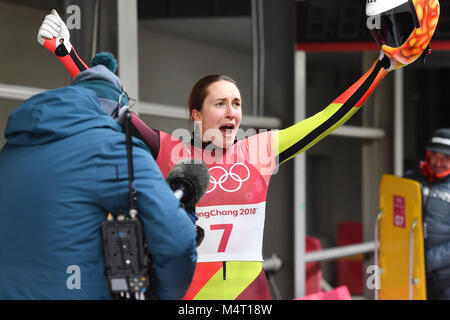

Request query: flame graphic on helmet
[{"left": 383, "top": 0, "right": 440, "bottom": 67}]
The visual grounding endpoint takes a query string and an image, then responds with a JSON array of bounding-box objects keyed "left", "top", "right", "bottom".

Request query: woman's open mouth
[{"left": 219, "top": 124, "right": 235, "bottom": 137}]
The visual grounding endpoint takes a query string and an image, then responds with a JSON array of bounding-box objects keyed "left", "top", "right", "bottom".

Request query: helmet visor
[{"left": 370, "top": 1, "right": 419, "bottom": 48}]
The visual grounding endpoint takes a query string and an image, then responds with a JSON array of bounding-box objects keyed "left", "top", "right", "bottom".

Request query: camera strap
[{"left": 102, "top": 103, "right": 154, "bottom": 300}]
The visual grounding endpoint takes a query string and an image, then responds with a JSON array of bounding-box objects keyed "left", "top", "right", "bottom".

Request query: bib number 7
[{"left": 210, "top": 224, "right": 233, "bottom": 252}]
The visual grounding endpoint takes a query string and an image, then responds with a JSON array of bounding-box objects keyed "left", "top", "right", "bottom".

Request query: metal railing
[
  {"left": 0, "top": 83, "right": 283, "bottom": 129},
  {"left": 1, "top": 83, "right": 389, "bottom": 137},
  {"left": 0, "top": 83, "right": 45, "bottom": 101},
  {"left": 305, "top": 241, "right": 376, "bottom": 263}
]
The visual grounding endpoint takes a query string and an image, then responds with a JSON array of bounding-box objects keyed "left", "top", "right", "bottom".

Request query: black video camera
[{"left": 102, "top": 213, "right": 157, "bottom": 300}]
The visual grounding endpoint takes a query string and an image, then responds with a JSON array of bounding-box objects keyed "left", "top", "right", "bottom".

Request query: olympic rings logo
[{"left": 206, "top": 163, "right": 251, "bottom": 193}]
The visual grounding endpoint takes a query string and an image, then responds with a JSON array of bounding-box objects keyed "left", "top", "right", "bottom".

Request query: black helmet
[{"left": 426, "top": 128, "right": 450, "bottom": 156}]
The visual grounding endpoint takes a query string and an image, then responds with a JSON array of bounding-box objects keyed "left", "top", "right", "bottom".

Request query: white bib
[{"left": 195, "top": 202, "right": 266, "bottom": 262}]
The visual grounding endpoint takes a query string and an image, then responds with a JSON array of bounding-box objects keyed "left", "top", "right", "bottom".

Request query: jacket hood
[
  {"left": 71, "top": 65, "right": 129, "bottom": 116},
  {"left": 4, "top": 86, "right": 121, "bottom": 146}
]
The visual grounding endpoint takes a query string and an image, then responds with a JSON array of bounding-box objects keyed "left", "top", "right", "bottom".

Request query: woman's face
[{"left": 192, "top": 80, "right": 242, "bottom": 149}]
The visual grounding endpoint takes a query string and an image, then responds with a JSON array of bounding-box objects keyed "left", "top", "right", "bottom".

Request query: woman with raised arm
[{"left": 37, "top": 1, "right": 439, "bottom": 300}]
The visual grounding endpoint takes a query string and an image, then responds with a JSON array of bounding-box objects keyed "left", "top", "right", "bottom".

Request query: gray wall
[
  {"left": 0, "top": 2, "right": 67, "bottom": 88},
  {"left": 138, "top": 19, "right": 253, "bottom": 112},
  {"left": 0, "top": 1, "right": 67, "bottom": 147}
]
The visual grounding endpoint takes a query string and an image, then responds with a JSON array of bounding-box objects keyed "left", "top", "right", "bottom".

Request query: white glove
[{"left": 37, "top": 9, "right": 71, "bottom": 52}]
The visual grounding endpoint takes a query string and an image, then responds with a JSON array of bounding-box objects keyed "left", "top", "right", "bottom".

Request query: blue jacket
[
  {"left": 0, "top": 85, "right": 197, "bottom": 299},
  {"left": 405, "top": 169, "right": 450, "bottom": 279}
]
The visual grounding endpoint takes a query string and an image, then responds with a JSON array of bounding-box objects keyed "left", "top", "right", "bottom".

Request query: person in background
[
  {"left": 405, "top": 128, "right": 450, "bottom": 300},
  {"left": 0, "top": 56, "right": 197, "bottom": 300}
]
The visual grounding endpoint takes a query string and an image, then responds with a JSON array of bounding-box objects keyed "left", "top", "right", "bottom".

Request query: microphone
[
  {"left": 166, "top": 159, "right": 209, "bottom": 247},
  {"left": 166, "top": 159, "right": 210, "bottom": 209}
]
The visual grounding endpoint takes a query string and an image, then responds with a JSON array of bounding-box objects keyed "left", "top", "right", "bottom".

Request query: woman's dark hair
[{"left": 188, "top": 74, "right": 237, "bottom": 120}]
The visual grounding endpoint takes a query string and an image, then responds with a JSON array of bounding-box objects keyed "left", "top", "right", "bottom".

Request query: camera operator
[{"left": 0, "top": 57, "right": 197, "bottom": 299}]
